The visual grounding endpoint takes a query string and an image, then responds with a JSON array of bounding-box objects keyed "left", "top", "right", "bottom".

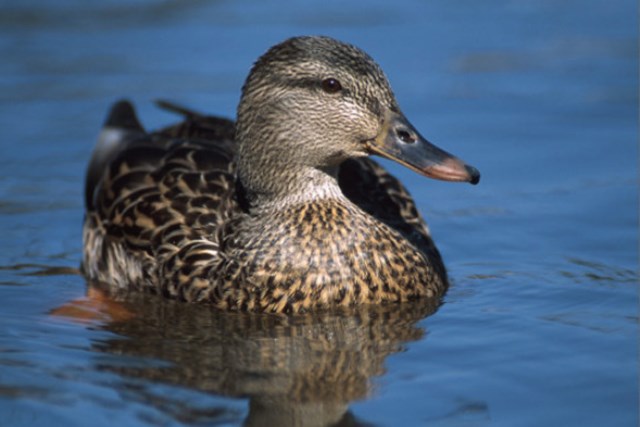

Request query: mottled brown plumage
[{"left": 82, "top": 36, "right": 479, "bottom": 314}]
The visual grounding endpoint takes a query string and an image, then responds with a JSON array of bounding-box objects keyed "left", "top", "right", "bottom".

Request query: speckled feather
[{"left": 83, "top": 36, "right": 452, "bottom": 313}]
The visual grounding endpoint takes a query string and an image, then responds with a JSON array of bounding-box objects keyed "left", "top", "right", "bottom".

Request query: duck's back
[
  {"left": 83, "top": 101, "right": 239, "bottom": 296},
  {"left": 83, "top": 100, "right": 445, "bottom": 305}
]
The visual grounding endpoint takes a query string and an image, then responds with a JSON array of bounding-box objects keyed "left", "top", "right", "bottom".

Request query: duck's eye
[{"left": 321, "top": 78, "right": 342, "bottom": 94}]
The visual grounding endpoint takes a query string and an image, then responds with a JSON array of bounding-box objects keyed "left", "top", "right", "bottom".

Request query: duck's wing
[
  {"left": 338, "top": 158, "right": 446, "bottom": 278},
  {"left": 83, "top": 100, "right": 239, "bottom": 295}
]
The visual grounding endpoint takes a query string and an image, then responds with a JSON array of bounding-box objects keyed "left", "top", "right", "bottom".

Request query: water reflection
[
  {"left": 561, "top": 257, "right": 637, "bottom": 285},
  {"left": 78, "top": 285, "right": 439, "bottom": 426}
]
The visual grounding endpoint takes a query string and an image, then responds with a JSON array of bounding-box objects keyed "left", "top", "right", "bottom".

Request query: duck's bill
[{"left": 366, "top": 111, "right": 480, "bottom": 185}]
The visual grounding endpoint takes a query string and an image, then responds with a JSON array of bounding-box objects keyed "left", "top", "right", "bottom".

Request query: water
[{"left": 0, "top": 1, "right": 637, "bottom": 426}]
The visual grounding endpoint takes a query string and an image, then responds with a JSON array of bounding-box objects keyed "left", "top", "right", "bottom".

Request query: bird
[{"left": 82, "top": 35, "right": 480, "bottom": 314}]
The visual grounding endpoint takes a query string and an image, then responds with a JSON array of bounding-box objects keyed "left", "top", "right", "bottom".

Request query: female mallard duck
[{"left": 82, "top": 36, "right": 480, "bottom": 314}]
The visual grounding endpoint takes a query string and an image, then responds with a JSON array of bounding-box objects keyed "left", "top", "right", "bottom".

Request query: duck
[{"left": 82, "top": 36, "right": 480, "bottom": 314}]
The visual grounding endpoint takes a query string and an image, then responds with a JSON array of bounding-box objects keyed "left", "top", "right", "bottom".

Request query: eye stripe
[{"left": 272, "top": 76, "right": 351, "bottom": 97}]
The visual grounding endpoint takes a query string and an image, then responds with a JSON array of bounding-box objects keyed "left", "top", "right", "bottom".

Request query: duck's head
[{"left": 236, "top": 36, "right": 479, "bottom": 203}]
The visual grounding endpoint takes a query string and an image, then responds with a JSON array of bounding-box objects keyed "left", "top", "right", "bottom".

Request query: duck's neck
[
  {"left": 236, "top": 104, "right": 349, "bottom": 212},
  {"left": 238, "top": 161, "right": 346, "bottom": 213}
]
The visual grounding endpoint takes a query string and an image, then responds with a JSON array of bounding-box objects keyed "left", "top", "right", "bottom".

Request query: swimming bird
[{"left": 82, "top": 36, "right": 480, "bottom": 314}]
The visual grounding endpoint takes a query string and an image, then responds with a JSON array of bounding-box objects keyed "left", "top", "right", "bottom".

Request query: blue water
[{"left": 0, "top": 1, "right": 637, "bottom": 426}]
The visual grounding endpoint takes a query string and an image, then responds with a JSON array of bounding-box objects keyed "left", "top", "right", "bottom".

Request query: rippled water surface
[{"left": 0, "top": 1, "right": 637, "bottom": 426}]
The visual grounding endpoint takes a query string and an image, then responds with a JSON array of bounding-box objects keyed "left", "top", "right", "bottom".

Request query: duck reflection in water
[{"left": 56, "top": 284, "right": 439, "bottom": 426}]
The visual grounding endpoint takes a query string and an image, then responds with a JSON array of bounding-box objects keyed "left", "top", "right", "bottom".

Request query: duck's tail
[
  {"left": 85, "top": 100, "right": 145, "bottom": 210},
  {"left": 154, "top": 99, "right": 236, "bottom": 143},
  {"left": 154, "top": 99, "right": 204, "bottom": 119}
]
